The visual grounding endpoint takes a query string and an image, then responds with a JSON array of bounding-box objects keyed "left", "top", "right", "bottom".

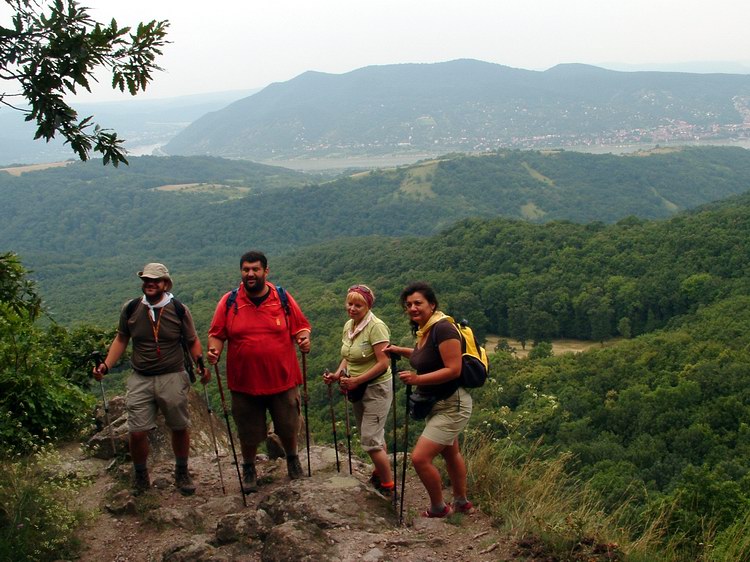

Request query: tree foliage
[
  {"left": 0, "top": 0, "right": 169, "bottom": 165},
  {"left": 0, "top": 253, "right": 108, "bottom": 456}
]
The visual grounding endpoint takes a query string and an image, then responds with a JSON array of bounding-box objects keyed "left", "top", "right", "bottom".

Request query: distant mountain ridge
[
  {"left": 164, "top": 59, "right": 750, "bottom": 161},
  {"left": 0, "top": 90, "right": 258, "bottom": 166}
]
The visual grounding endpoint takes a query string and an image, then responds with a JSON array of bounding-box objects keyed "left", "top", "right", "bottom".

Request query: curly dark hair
[
  {"left": 399, "top": 282, "right": 439, "bottom": 335},
  {"left": 240, "top": 250, "right": 267, "bottom": 269}
]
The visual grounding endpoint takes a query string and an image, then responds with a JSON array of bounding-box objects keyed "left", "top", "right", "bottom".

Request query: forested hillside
[
  {"left": 2, "top": 146, "right": 750, "bottom": 268},
  {"left": 164, "top": 59, "right": 750, "bottom": 160},
  {"left": 275, "top": 193, "right": 750, "bottom": 557},
  {"left": 479, "top": 296, "right": 750, "bottom": 551},
  {"left": 3, "top": 161, "right": 750, "bottom": 557}
]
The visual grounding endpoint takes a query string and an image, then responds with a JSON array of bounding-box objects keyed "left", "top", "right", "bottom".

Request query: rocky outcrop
[
  {"left": 150, "top": 466, "right": 393, "bottom": 561},
  {"left": 73, "top": 384, "right": 518, "bottom": 562}
]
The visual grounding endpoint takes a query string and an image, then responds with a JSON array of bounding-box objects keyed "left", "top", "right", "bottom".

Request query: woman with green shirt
[{"left": 323, "top": 284, "right": 394, "bottom": 494}]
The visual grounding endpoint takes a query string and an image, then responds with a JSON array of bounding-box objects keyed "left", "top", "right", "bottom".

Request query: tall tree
[{"left": 0, "top": 0, "right": 169, "bottom": 165}]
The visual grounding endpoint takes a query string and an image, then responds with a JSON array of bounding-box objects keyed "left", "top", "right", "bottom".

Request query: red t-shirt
[{"left": 208, "top": 283, "right": 311, "bottom": 395}]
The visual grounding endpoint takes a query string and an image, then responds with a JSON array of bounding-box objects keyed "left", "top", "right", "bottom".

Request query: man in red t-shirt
[{"left": 207, "top": 250, "right": 311, "bottom": 492}]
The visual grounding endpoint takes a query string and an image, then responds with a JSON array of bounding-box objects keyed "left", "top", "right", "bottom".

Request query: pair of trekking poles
[
  {"left": 94, "top": 350, "right": 411, "bottom": 522},
  {"left": 326, "top": 354, "right": 408, "bottom": 524},
  {"left": 91, "top": 349, "right": 312, "bottom": 509},
  {"left": 208, "top": 353, "right": 313, "bottom": 508}
]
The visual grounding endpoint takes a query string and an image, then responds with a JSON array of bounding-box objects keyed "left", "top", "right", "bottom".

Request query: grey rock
[
  {"left": 259, "top": 474, "right": 393, "bottom": 530},
  {"left": 260, "top": 521, "right": 337, "bottom": 562},
  {"left": 105, "top": 489, "right": 137, "bottom": 515},
  {"left": 362, "top": 547, "right": 385, "bottom": 562},
  {"left": 197, "top": 496, "right": 246, "bottom": 519},
  {"left": 214, "top": 508, "right": 274, "bottom": 545},
  {"left": 89, "top": 390, "right": 231, "bottom": 461},
  {"left": 152, "top": 475, "right": 173, "bottom": 490},
  {"left": 161, "top": 535, "right": 217, "bottom": 562},
  {"left": 147, "top": 507, "right": 202, "bottom": 531}
]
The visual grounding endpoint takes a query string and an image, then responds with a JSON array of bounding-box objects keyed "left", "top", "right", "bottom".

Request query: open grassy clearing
[
  {"left": 150, "top": 183, "right": 251, "bottom": 201},
  {"left": 484, "top": 335, "right": 623, "bottom": 359},
  {"left": 520, "top": 201, "right": 547, "bottom": 219},
  {"left": 522, "top": 161, "right": 555, "bottom": 186},
  {"left": 0, "top": 161, "right": 74, "bottom": 176},
  {"left": 398, "top": 160, "right": 439, "bottom": 198}
]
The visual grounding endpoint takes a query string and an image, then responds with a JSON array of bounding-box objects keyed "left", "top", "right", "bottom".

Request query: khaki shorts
[
  {"left": 231, "top": 387, "right": 301, "bottom": 449},
  {"left": 352, "top": 379, "right": 393, "bottom": 452},
  {"left": 422, "top": 386, "right": 472, "bottom": 446},
  {"left": 126, "top": 371, "right": 191, "bottom": 432}
]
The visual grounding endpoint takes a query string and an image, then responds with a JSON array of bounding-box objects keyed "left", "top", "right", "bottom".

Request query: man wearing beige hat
[{"left": 94, "top": 263, "right": 209, "bottom": 495}]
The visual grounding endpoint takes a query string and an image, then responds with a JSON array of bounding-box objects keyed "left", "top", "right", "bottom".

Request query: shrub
[{"left": 0, "top": 448, "right": 86, "bottom": 561}]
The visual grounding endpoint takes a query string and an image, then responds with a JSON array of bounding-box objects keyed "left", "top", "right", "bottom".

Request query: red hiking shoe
[
  {"left": 452, "top": 500, "right": 475, "bottom": 514},
  {"left": 421, "top": 504, "right": 452, "bottom": 518}
]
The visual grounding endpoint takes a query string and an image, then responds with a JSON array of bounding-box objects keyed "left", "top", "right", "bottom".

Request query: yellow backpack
[{"left": 431, "top": 318, "right": 489, "bottom": 388}]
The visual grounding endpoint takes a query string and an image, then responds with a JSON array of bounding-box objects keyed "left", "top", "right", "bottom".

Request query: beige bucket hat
[{"left": 137, "top": 263, "right": 173, "bottom": 291}]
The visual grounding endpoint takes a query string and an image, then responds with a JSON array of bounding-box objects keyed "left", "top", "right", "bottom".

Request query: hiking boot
[
  {"left": 368, "top": 470, "right": 381, "bottom": 488},
  {"left": 375, "top": 482, "right": 395, "bottom": 497},
  {"left": 287, "top": 455, "right": 304, "bottom": 480},
  {"left": 242, "top": 464, "right": 258, "bottom": 494},
  {"left": 132, "top": 468, "right": 151, "bottom": 496},
  {"left": 174, "top": 467, "right": 196, "bottom": 496}
]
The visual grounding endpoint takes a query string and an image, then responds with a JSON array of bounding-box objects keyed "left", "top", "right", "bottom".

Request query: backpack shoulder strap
[
  {"left": 170, "top": 298, "right": 189, "bottom": 339},
  {"left": 224, "top": 288, "right": 240, "bottom": 316},
  {"left": 125, "top": 298, "right": 141, "bottom": 319},
  {"left": 171, "top": 297, "right": 186, "bottom": 320},
  {"left": 430, "top": 318, "right": 466, "bottom": 352},
  {"left": 276, "top": 285, "right": 290, "bottom": 316}
]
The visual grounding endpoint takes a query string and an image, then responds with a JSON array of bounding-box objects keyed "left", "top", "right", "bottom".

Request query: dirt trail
[{"left": 61, "top": 442, "right": 520, "bottom": 562}]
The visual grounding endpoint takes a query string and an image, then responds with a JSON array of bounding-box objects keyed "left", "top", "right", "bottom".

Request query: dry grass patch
[
  {"left": 522, "top": 162, "right": 555, "bottom": 186},
  {"left": 0, "top": 161, "right": 74, "bottom": 176},
  {"left": 629, "top": 146, "right": 684, "bottom": 157},
  {"left": 650, "top": 187, "right": 679, "bottom": 212},
  {"left": 152, "top": 182, "right": 240, "bottom": 192},
  {"left": 463, "top": 434, "right": 672, "bottom": 561},
  {"left": 484, "top": 336, "right": 623, "bottom": 359},
  {"left": 521, "top": 202, "right": 547, "bottom": 220},
  {"left": 151, "top": 183, "right": 251, "bottom": 201},
  {"left": 398, "top": 161, "right": 438, "bottom": 199}
]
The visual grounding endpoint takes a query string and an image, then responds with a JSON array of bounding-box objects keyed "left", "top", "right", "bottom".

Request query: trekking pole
[
  {"left": 400, "top": 383, "right": 412, "bottom": 526},
  {"left": 390, "top": 353, "right": 399, "bottom": 512},
  {"left": 199, "top": 358, "right": 225, "bottom": 495},
  {"left": 325, "top": 369, "right": 341, "bottom": 473},
  {"left": 342, "top": 370, "right": 353, "bottom": 475},
  {"left": 90, "top": 352, "right": 117, "bottom": 458},
  {"left": 301, "top": 352, "right": 312, "bottom": 477},
  {"left": 213, "top": 364, "right": 247, "bottom": 507}
]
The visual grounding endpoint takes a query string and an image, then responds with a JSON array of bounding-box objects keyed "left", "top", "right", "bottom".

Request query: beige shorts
[
  {"left": 231, "top": 386, "right": 301, "bottom": 450},
  {"left": 126, "top": 371, "right": 191, "bottom": 432},
  {"left": 422, "top": 386, "right": 473, "bottom": 446},
  {"left": 352, "top": 379, "right": 393, "bottom": 451}
]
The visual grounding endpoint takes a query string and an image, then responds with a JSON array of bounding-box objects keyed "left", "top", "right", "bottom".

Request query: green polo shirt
[{"left": 340, "top": 314, "right": 391, "bottom": 384}]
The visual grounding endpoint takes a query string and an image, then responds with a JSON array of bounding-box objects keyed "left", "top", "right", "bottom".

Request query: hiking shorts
[
  {"left": 126, "top": 371, "right": 191, "bottom": 433},
  {"left": 422, "top": 386, "right": 472, "bottom": 446},
  {"left": 231, "top": 386, "right": 301, "bottom": 450},
  {"left": 352, "top": 379, "right": 393, "bottom": 452}
]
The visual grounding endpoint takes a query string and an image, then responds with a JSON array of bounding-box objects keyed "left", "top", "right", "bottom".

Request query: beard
[
  {"left": 243, "top": 275, "right": 267, "bottom": 295},
  {"left": 142, "top": 285, "right": 166, "bottom": 303}
]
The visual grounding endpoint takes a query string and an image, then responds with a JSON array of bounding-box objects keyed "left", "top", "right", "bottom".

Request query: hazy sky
[{"left": 7, "top": 0, "right": 750, "bottom": 102}]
